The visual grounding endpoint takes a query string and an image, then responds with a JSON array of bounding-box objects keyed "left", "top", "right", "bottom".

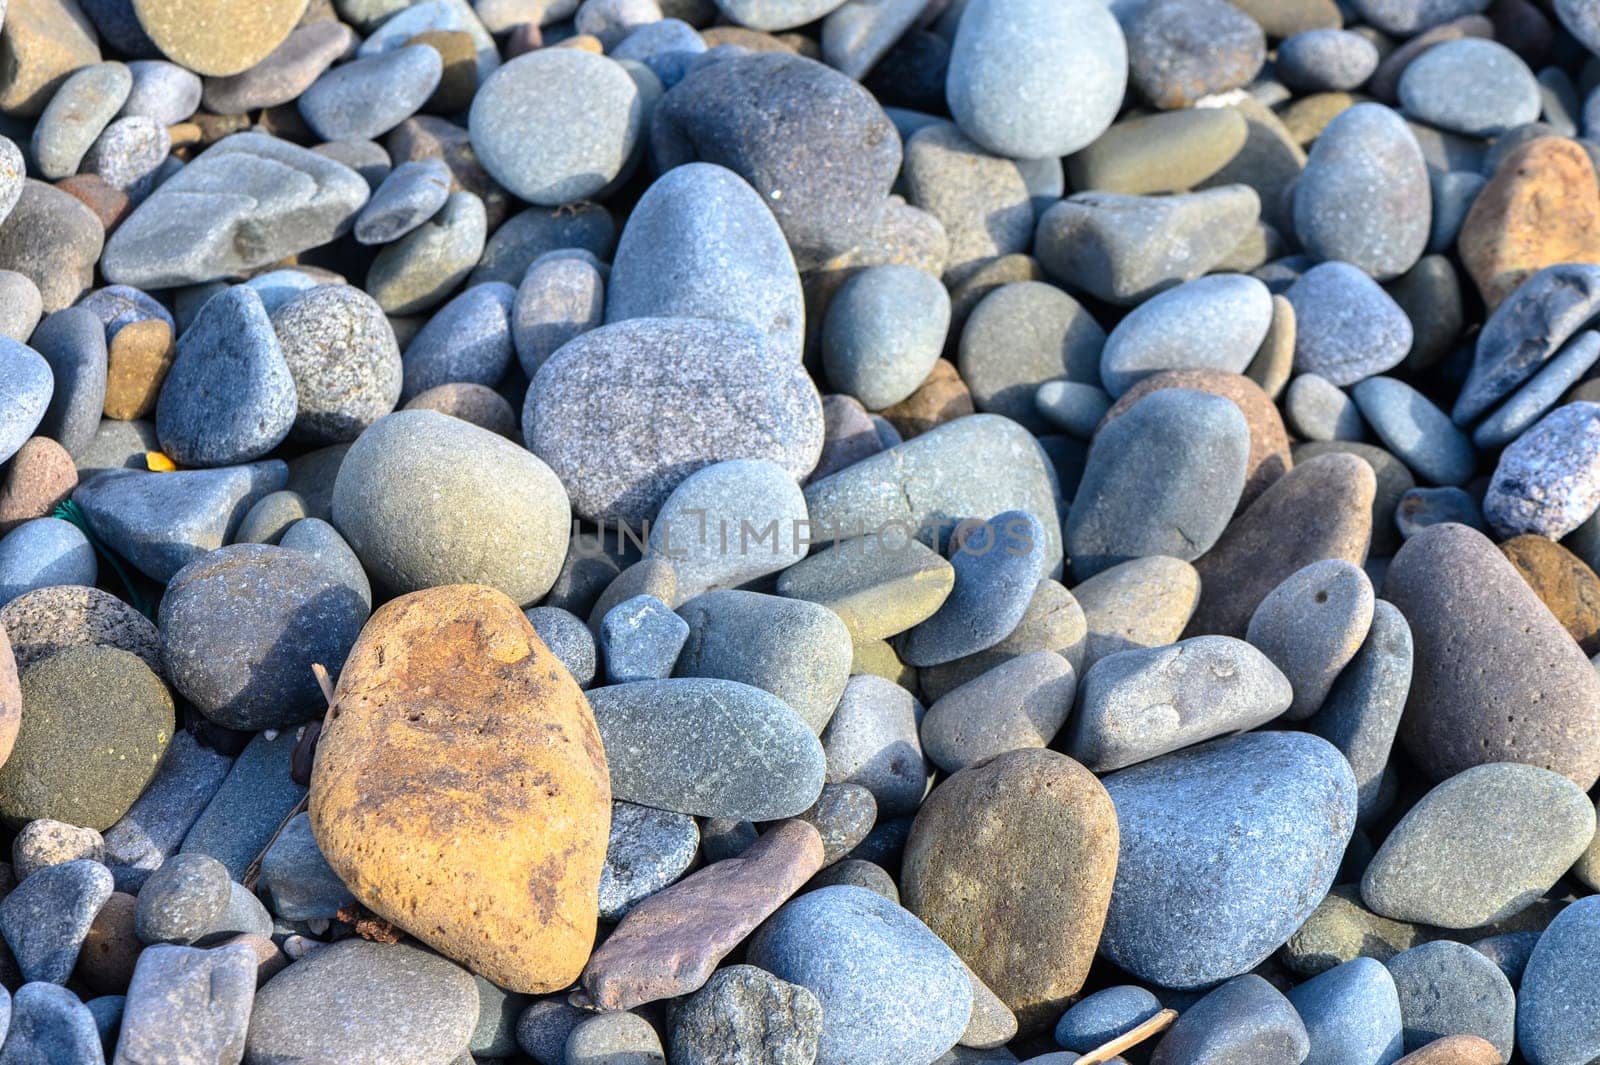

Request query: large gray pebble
[
  {"left": 1483, "top": 401, "right": 1600, "bottom": 539},
  {"left": 1286, "top": 262, "right": 1413, "bottom": 387},
  {"left": 272, "top": 284, "right": 402, "bottom": 444},
  {"left": 332, "top": 409, "right": 570, "bottom": 605},
  {"left": 1387, "top": 941, "right": 1514, "bottom": 1057},
  {"left": 958, "top": 281, "right": 1105, "bottom": 432},
  {"left": 824, "top": 264, "right": 948, "bottom": 410},
  {"left": 1519, "top": 895, "right": 1600, "bottom": 1065},
  {"left": 1099, "top": 274, "right": 1272, "bottom": 397},
  {"left": 597, "top": 801, "right": 699, "bottom": 920},
  {"left": 646, "top": 459, "right": 807, "bottom": 600},
  {"left": 258, "top": 811, "right": 357, "bottom": 921},
  {"left": 132, "top": 852, "right": 229, "bottom": 945},
  {"left": 399, "top": 282, "right": 516, "bottom": 401},
  {"left": 1276, "top": 29, "right": 1380, "bottom": 93},
  {"left": 1, "top": 983, "right": 100, "bottom": 1065},
  {"left": 1351, "top": 376, "right": 1476, "bottom": 486},
  {"left": 116, "top": 943, "right": 255, "bottom": 1065},
  {"left": 300, "top": 46, "right": 442, "bottom": 142},
  {"left": 513, "top": 251, "right": 605, "bottom": 376},
  {"left": 122, "top": 60, "right": 201, "bottom": 125},
  {"left": 1246, "top": 558, "right": 1374, "bottom": 721},
  {"left": 898, "top": 511, "right": 1047, "bottom": 667},
  {"left": 821, "top": 673, "right": 928, "bottom": 817},
  {"left": 1067, "top": 636, "right": 1291, "bottom": 773},
  {"left": 608, "top": 162, "right": 804, "bottom": 364},
  {"left": 1398, "top": 38, "right": 1540, "bottom": 138},
  {"left": 920, "top": 649, "right": 1076, "bottom": 774},
  {"left": 902, "top": 123, "right": 1032, "bottom": 283},
  {"left": 0, "top": 859, "right": 112, "bottom": 983},
  {"left": 32, "top": 62, "right": 131, "bottom": 181}
]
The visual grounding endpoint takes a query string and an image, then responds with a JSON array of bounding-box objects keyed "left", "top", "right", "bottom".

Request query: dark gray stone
[
  {"left": 898, "top": 511, "right": 1048, "bottom": 667},
  {"left": 258, "top": 812, "right": 357, "bottom": 921},
  {"left": 353, "top": 158, "right": 452, "bottom": 245},
  {"left": 668, "top": 964, "right": 822, "bottom": 1065},
  {"left": 179, "top": 730, "right": 307, "bottom": 881},
  {"left": 600, "top": 594, "right": 689, "bottom": 683},
  {"left": 0, "top": 983, "right": 101, "bottom": 1065},
  {"left": 132, "top": 852, "right": 230, "bottom": 946},
  {"left": 1387, "top": 940, "right": 1514, "bottom": 1057},
  {"left": 597, "top": 800, "right": 698, "bottom": 920},
  {"left": 0, "top": 860, "right": 112, "bottom": 984},
  {"left": 1149, "top": 975, "right": 1309, "bottom": 1065},
  {"left": 30, "top": 307, "right": 108, "bottom": 459}
]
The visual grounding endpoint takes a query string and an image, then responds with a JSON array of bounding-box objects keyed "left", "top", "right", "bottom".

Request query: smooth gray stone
[
  {"left": 1035, "top": 380, "right": 1112, "bottom": 439},
  {"left": 133, "top": 852, "right": 230, "bottom": 945},
  {"left": 205, "top": 21, "right": 357, "bottom": 115},
  {"left": 1361, "top": 763, "right": 1595, "bottom": 929},
  {"left": 1065, "top": 388, "right": 1249, "bottom": 579},
  {"left": 945, "top": 0, "right": 1124, "bottom": 159},
  {"left": 244, "top": 938, "right": 480, "bottom": 1065},
  {"left": 178, "top": 730, "right": 307, "bottom": 882},
  {"left": 299, "top": 45, "right": 442, "bottom": 143},
  {"left": 524, "top": 606, "right": 598, "bottom": 688},
  {"left": 30, "top": 307, "right": 108, "bottom": 460},
  {"left": 1286, "top": 957, "right": 1403, "bottom": 1065},
  {"left": 1247, "top": 558, "right": 1374, "bottom": 721},
  {"left": 612, "top": 19, "right": 706, "bottom": 87},
  {"left": 1351, "top": 377, "right": 1475, "bottom": 486},
  {"left": 32, "top": 63, "right": 131, "bottom": 181},
  {"left": 0, "top": 983, "right": 100, "bottom": 1065},
  {"left": 1276, "top": 29, "right": 1379, "bottom": 92},
  {"left": 102, "top": 132, "right": 368, "bottom": 288},
  {"left": 103, "top": 731, "right": 235, "bottom": 893},
  {"left": 1454, "top": 262, "right": 1600, "bottom": 426},
  {"left": 1387, "top": 940, "right": 1515, "bottom": 1057},
  {"left": 597, "top": 800, "right": 699, "bottom": 920},
  {"left": 113, "top": 943, "right": 255, "bottom": 1065},
  {"left": 588, "top": 678, "right": 826, "bottom": 819},
  {"left": 0, "top": 860, "right": 113, "bottom": 984},
  {"left": 354, "top": 158, "right": 453, "bottom": 246},
  {"left": 517, "top": 999, "right": 587, "bottom": 1065},
  {"left": 1518, "top": 895, "right": 1600, "bottom": 1065},
  {"left": 1067, "top": 636, "right": 1291, "bottom": 772},
  {"left": 645, "top": 458, "right": 807, "bottom": 601},
  {"left": 0, "top": 271, "right": 42, "bottom": 343},
  {"left": 1098, "top": 274, "right": 1272, "bottom": 397},
  {"left": 399, "top": 282, "right": 516, "bottom": 401},
  {"left": 898, "top": 511, "right": 1048, "bottom": 667},
  {"left": 919, "top": 649, "right": 1076, "bottom": 774},
  {"left": 513, "top": 251, "right": 606, "bottom": 376},
  {"left": 1398, "top": 38, "right": 1540, "bottom": 138},
  {"left": 122, "top": 60, "right": 201, "bottom": 126},
  {"left": 1293, "top": 103, "right": 1429, "bottom": 282},
  {"left": 259, "top": 812, "right": 357, "bottom": 921},
  {"left": 70, "top": 461, "right": 289, "bottom": 583},
  {"left": 1396, "top": 486, "right": 1484, "bottom": 539},
  {"left": 86, "top": 995, "right": 120, "bottom": 1058},
  {"left": 469, "top": 203, "right": 618, "bottom": 288},
  {"left": 356, "top": 0, "right": 500, "bottom": 81},
  {"left": 1473, "top": 330, "right": 1600, "bottom": 449},
  {"left": 366, "top": 189, "right": 487, "bottom": 316},
  {"left": 747, "top": 886, "right": 971, "bottom": 1065},
  {"left": 1428, "top": 168, "right": 1486, "bottom": 254},
  {"left": 1287, "top": 262, "right": 1413, "bottom": 387},
  {"left": 901, "top": 122, "right": 1033, "bottom": 283},
  {"left": 1148, "top": 975, "right": 1309, "bottom": 1065},
  {"left": 674, "top": 589, "right": 852, "bottom": 736},
  {"left": 1287, "top": 373, "right": 1365, "bottom": 442},
  {"left": 279, "top": 517, "right": 373, "bottom": 614},
  {"left": 1055, "top": 985, "right": 1162, "bottom": 1052},
  {"left": 959, "top": 281, "right": 1106, "bottom": 432},
  {"left": 81, "top": 116, "right": 170, "bottom": 196},
  {"left": 819, "top": 673, "right": 928, "bottom": 817},
  {"left": 234, "top": 489, "right": 309, "bottom": 544},
  {"left": 600, "top": 594, "right": 689, "bottom": 683},
  {"left": 608, "top": 161, "right": 804, "bottom": 364},
  {"left": 1100, "top": 731, "right": 1357, "bottom": 989},
  {"left": 0, "top": 340, "right": 52, "bottom": 466},
  {"left": 823, "top": 264, "right": 949, "bottom": 410},
  {"left": 0, "top": 520, "right": 96, "bottom": 610},
  {"left": 470, "top": 975, "right": 530, "bottom": 1058}
]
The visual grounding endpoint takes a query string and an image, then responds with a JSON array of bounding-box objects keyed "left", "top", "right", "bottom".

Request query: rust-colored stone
[
  {"left": 0, "top": 437, "right": 76, "bottom": 535},
  {"left": 1459, "top": 138, "right": 1600, "bottom": 310},
  {"left": 881, "top": 359, "right": 974, "bottom": 439},
  {"left": 309, "top": 584, "right": 611, "bottom": 994},
  {"left": 902, "top": 750, "right": 1118, "bottom": 1031},
  {"left": 1501, "top": 534, "right": 1600, "bottom": 654},
  {"left": 56, "top": 174, "right": 130, "bottom": 233},
  {"left": 579, "top": 819, "right": 825, "bottom": 1011},
  {"left": 1395, "top": 1035, "right": 1504, "bottom": 1065},
  {"left": 104, "top": 318, "right": 175, "bottom": 421},
  {"left": 1099, "top": 369, "right": 1292, "bottom": 508}
]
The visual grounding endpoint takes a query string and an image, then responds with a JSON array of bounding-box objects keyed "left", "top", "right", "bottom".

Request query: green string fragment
[{"left": 51, "top": 498, "right": 154, "bottom": 619}]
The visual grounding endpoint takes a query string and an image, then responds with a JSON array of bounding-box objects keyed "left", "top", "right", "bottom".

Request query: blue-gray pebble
[
  {"left": 178, "top": 730, "right": 307, "bottom": 881},
  {"left": 0, "top": 859, "right": 113, "bottom": 983},
  {"left": 354, "top": 157, "right": 453, "bottom": 245},
  {"left": 1099, "top": 274, "right": 1273, "bottom": 397},
  {"left": 1287, "top": 262, "right": 1413, "bottom": 387},
  {"left": 601, "top": 594, "right": 689, "bottom": 683},
  {"left": 1100, "top": 731, "right": 1357, "bottom": 989},
  {"left": 898, "top": 511, "right": 1047, "bottom": 668},
  {"left": 299, "top": 46, "right": 443, "bottom": 142},
  {"left": 597, "top": 800, "right": 699, "bottom": 920},
  {"left": 1055, "top": 985, "right": 1162, "bottom": 1052},
  {"left": 258, "top": 811, "right": 357, "bottom": 920},
  {"left": 747, "top": 885, "right": 973, "bottom": 1065},
  {"left": 525, "top": 606, "right": 598, "bottom": 688},
  {"left": 823, "top": 264, "right": 949, "bottom": 410},
  {"left": 612, "top": 19, "right": 706, "bottom": 87},
  {"left": 29, "top": 307, "right": 107, "bottom": 460},
  {"left": 399, "top": 281, "right": 516, "bottom": 401},
  {"left": 1286, "top": 957, "right": 1404, "bottom": 1065},
  {"left": 1472, "top": 330, "right": 1600, "bottom": 449},
  {"left": 1276, "top": 29, "right": 1380, "bottom": 93},
  {"left": 1519, "top": 894, "right": 1600, "bottom": 1065},
  {"left": 0, "top": 983, "right": 102, "bottom": 1064},
  {"left": 1149, "top": 975, "right": 1310, "bottom": 1065},
  {"left": 1398, "top": 39, "right": 1541, "bottom": 138},
  {"left": 0, "top": 340, "right": 51, "bottom": 465},
  {"left": 1351, "top": 376, "right": 1476, "bottom": 486},
  {"left": 156, "top": 286, "right": 297, "bottom": 467},
  {"left": 0, "top": 519, "right": 96, "bottom": 609},
  {"left": 1387, "top": 940, "right": 1515, "bottom": 1057}
]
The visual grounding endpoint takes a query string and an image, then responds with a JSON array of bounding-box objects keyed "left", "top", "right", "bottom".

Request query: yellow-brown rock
[
  {"left": 1458, "top": 138, "right": 1600, "bottom": 309},
  {"left": 103, "top": 318, "right": 174, "bottom": 420},
  {"left": 0, "top": 0, "right": 101, "bottom": 117},
  {"left": 309, "top": 584, "right": 611, "bottom": 994}
]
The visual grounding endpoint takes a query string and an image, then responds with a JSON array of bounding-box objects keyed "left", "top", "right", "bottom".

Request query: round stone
[
  {"left": 1246, "top": 558, "right": 1373, "bottom": 721},
  {"left": 298, "top": 45, "right": 442, "bottom": 142},
  {"left": 957, "top": 281, "right": 1106, "bottom": 432},
  {"left": 919, "top": 650, "right": 1077, "bottom": 774},
  {"left": 1350, "top": 377, "right": 1476, "bottom": 487},
  {"left": 1387, "top": 941, "right": 1514, "bottom": 1059},
  {"left": 1484, "top": 401, "right": 1600, "bottom": 539},
  {"left": 945, "top": 0, "right": 1125, "bottom": 159},
  {"left": 1055, "top": 986, "right": 1163, "bottom": 1052},
  {"left": 470, "top": 50, "right": 643, "bottom": 207},
  {"left": 1125, "top": 0, "right": 1265, "bottom": 110},
  {"left": 747, "top": 885, "right": 973, "bottom": 1065},
  {"left": 823, "top": 265, "right": 949, "bottom": 411},
  {"left": 272, "top": 284, "right": 402, "bottom": 444},
  {"left": 1099, "top": 274, "right": 1272, "bottom": 397},
  {"left": 31, "top": 62, "right": 132, "bottom": 181},
  {"left": 1286, "top": 262, "right": 1413, "bottom": 387},
  {"left": 131, "top": 0, "right": 312, "bottom": 77},
  {"left": 0, "top": 339, "right": 52, "bottom": 466},
  {"left": 0, "top": 518, "right": 96, "bottom": 608},
  {"left": 332, "top": 409, "right": 571, "bottom": 606},
  {"left": 159, "top": 542, "right": 368, "bottom": 731},
  {"left": 404, "top": 382, "right": 518, "bottom": 439},
  {"left": 398, "top": 282, "right": 516, "bottom": 401},
  {"left": 1397, "top": 39, "right": 1540, "bottom": 138},
  {"left": 1276, "top": 29, "right": 1380, "bottom": 92},
  {"left": 821, "top": 674, "right": 929, "bottom": 817},
  {"left": 0, "top": 584, "right": 162, "bottom": 676},
  {"left": 668, "top": 965, "right": 821, "bottom": 1065},
  {"left": 133, "top": 852, "right": 230, "bottom": 945},
  {"left": 1518, "top": 895, "right": 1600, "bottom": 1065},
  {"left": 513, "top": 251, "right": 606, "bottom": 376}
]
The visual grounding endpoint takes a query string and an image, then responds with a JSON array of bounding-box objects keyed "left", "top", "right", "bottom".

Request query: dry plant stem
[{"left": 1075, "top": 1008, "right": 1178, "bottom": 1064}]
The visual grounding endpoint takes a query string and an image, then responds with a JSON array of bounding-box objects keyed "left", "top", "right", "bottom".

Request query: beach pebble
[
  {"left": 179, "top": 729, "right": 305, "bottom": 881},
  {"left": 820, "top": 673, "right": 928, "bottom": 816},
  {"left": 775, "top": 534, "right": 954, "bottom": 643},
  {"left": 525, "top": 606, "right": 599, "bottom": 688},
  {"left": 668, "top": 965, "right": 821, "bottom": 1065},
  {"left": 597, "top": 801, "right": 698, "bottom": 920},
  {"left": 0, "top": 982, "right": 102, "bottom": 1063},
  {"left": 1388, "top": 941, "right": 1515, "bottom": 1058},
  {"left": 271, "top": 284, "right": 402, "bottom": 445},
  {"left": 258, "top": 811, "right": 357, "bottom": 921},
  {"left": 31, "top": 62, "right": 131, "bottom": 181},
  {"left": 600, "top": 594, "right": 688, "bottom": 683},
  {"left": 1350, "top": 377, "right": 1476, "bottom": 486},
  {"left": 958, "top": 282, "right": 1105, "bottom": 431},
  {"left": 1287, "top": 958, "right": 1405, "bottom": 1065},
  {"left": 513, "top": 252, "right": 606, "bottom": 376},
  {"left": 1398, "top": 39, "right": 1540, "bottom": 138},
  {"left": 1099, "top": 274, "right": 1272, "bottom": 397},
  {"left": 366, "top": 190, "right": 488, "bottom": 315},
  {"left": 1247, "top": 559, "right": 1374, "bottom": 721},
  {"left": 353, "top": 158, "right": 453, "bottom": 246},
  {"left": 824, "top": 265, "right": 949, "bottom": 410},
  {"left": 1277, "top": 30, "right": 1381, "bottom": 92},
  {"left": 301, "top": 46, "right": 442, "bottom": 143},
  {"left": 399, "top": 281, "right": 516, "bottom": 401},
  {"left": 0, "top": 342, "right": 53, "bottom": 467},
  {"left": 0, "top": 858, "right": 112, "bottom": 983},
  {"left": 1287, "top": 374, "right": 1365, "bottom": 441},
  {"left": 0, "top": 518, "right": 95, "bottom": 609},
  {"left": 1287, "top": 262, "right": 1414, "bottom": 387},
  {"left": 132, "top": 852, "right": 229, "bottom": 945},
  {"left": 1518, "top": 895, "right": 1600, "bottom": 1065},
  {"left": 1149, "top": 975, "right": 1310, "bottom": 1064},
  {"left": 898, "top": 511, "right": 1047, "bottom": 667},
  {"left": 901, "top": 123, "right": 1032, "bottom": 284},
  {"left": 1125, "top": 0, "right": 1266, "bottom": 110},
  {"left": 1483, "top": 401, "right": 1600, "bottom": 539},
  {"left": 115, "top": 942, "right": 255, "bottom": 1064}
]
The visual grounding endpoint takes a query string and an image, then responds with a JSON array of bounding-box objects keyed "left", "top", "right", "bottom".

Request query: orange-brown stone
[
  {"left": 309, "top": 584, "right": 611, "bottom": 994},
  {"left": 0, "top": 437, "right": 76, "bottom": 535},
  {"left": 1458, "top": 137, "right": 1600, "bottom": 309},
  {"left": 104, "top": 319, "right": 175, "bottom": 421},
  {"left": 1395, "top": 1035, "right": 1505, "bottom": 1064},
  {"left": 881, "top": 359, "right": 974, "bottom": 439},
  {"left": 1501, "top": 533, "right": 1600, "bottom": 655}
]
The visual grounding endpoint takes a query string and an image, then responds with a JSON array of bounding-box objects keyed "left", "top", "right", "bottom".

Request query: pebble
[
  {"left": 898, "top": 511, "right": 1047, "bottom": 667},
  {"left": 115, "top": 942, "right": 254, "bottom": 1064},
  {"left": 130, "top": 0, "right": 307, "bottom": 77},
  {"left": 525, "top": 606, "right": 598, "bottom": 688},
  {"left": 244, "top": 938, "right": 480, "bottom": 1064},
  {"left": 597, "top": 801, "right": 698, "bottom": 920},
  {"left": 0, "top": 180, "right": 102, "bottom": 313},
  {"left": 600, "top": 594, "right": 689, "bottom": 683},
  {"left": 1351, "top": 377, "right": 1477, "bottom": 486},
  {"left": 12, "top": 820, "right": 102, "bottom": 884},
  {"left": 901, "top": 123, "right": 1032, "bottom": 283},
  {"left": 366, "top": 190, "right": 488, "bottom": 315},
  {"left": 121, "top": 60, "right": 200, "bottom": 125},
  {"left": 566, "top": 1011, "right": 666, "bottom": 1065},
  {"left": 30, "top": 307, "right": 107, "bottom": 460},
  {"left": 1066, "top": 108, "right": 1248, "bottom": 196},
  {"left": 1502, "top": 534, "right": 1600, "bottom": 654},
  {"left": 1455, "top": 263, "right": 1600, "bottom": 425},
  {"left": 132, "top": 852, "right": 229, "bottom": 945},
  {"left": 159, "top": 543, "right": 367, "bottom": 730},
  {"left": 919, "top": 650, "right": 1077, "bottom": 773},
  {"left": 1286, "top": 262, "right": 1414, "bottom": 387},
  {"left": 268, "top": 283, "right": 404, "bottom": 445},
  {"left": 0, "top": 584, "right": 161, "bottom": 678},
  {"left": 102, "top": 132, "right": 369, "bottom": 289},
  {"left": 0, "top": 439, "right": 75, "bottom": 537},
  {"left": 399, "top": 281, "right": 516, "bottom": 401},
  {"left": 1, "top": 982, "right": 101, "bottom": 1064},
  {"left": 0, "top": 519, "right": 96, "bottom": 609},
  {"left": 1055, "top": 985, "right": 1162, "bottom": 1052},
  {"left": 609, "top": 161, "right": 804, "bottom": 365},
  {"left": 1148, "top": 975, "right": 1310, "bottom": 1064},
  {"left": 513, "top": 251, "right": 606, "bottom": 375},
  {"left": 674, "top": 590, "right": 852, "bottom": 735},
  {"left": 776, "top": 534, "right": 954, "bottom": 642},
  {"left": 31, "top": 62, "right": 131, "bottom": 181},
  {"left": 353, "top": 158, "right": 453, "bottom": 245},
  {"left": 470, "top": 50, "right": 642, "bottom": 207},
  {"left": 918, "top": 578, "right": 1084, "bottom": 700},
  {"left": 1484, "top": 401, "right": 1600, "bottom": 539},
  {"left": 824, "top": 265, "right": 949, "bottom": 410},
  {"left": 257, "top": 811, "right": 356, "bottom": 921},
  {"left": 1473, "top": 330, "right": 1600, "bottom": 450},
  {"left": 1383, "top": 522, "right": 1600, "bottom": 788},
  {"left": 1099, "top": 274, "right": 1271, "bottom": 397},
  {"left": 525, "top": 318, "right": 822, "bottom": 525},
  {"left": 957, "top": 281, "right": 1106, "bottom": 431},
  {"left": 795, "top": 783, "right": 876, "bottom": 865},
  {"left": 1287, "top": 373, "right": 1365, "bottom": 441},
  {"left": 405, "top": 381, "right": 518, "bottom": 438},
  {"left": 590, "top": 678, "right": 824, "bottom": 819},
  {"left": 1125, "top": 0, "right": 1266, "bottom": 109},
  {"left": 820, "top": 673, "right": 928, "bottom": 816},
  {"left": 471, "top": 202, "right": 617, "bottom": 288},
  {"left": 102, "top": 318, "right": 173, "bottom": 421},
  {"left": 1035, "top": 185, "right": 1262, "bottom": 306},
  {"left": 651, "top": 52, "right": 900, "bottom": 265},
  {"left": 1293, "top": 103, "right": 1430, "bottom": 281},
  {"left": 646, "top": 460, "right": 808, "bottom": 601},
  {"left": 1067, "top": 389, "right": 1248, "bottom": 578},
  {"left": 1387, "top": 941, "right": 1515, "bottom": 1058},
  {"left": 332, "top": 409, "right": 570, "bottom": 605},
  {"left": 178, "top": 730, "right": 303, "bottom": 881},
  {"left": 1398, "top": 39, "right": 1540, "bottom": 137},
  {"left": 748, "top": 885, "right": 972, "bottom": 1065},
  {"left": 0, "top": 271, "right": 43, "bottom": 343},
  {"left": 1308, "top": 599, "right": 1409, "bottom": 823},
  {"left": 1287, "top": 957, "right": 1405, "bottom": 1065},
  {"left": 902, "top": 749, "right": 1116, "bottom": 1029},
  {"left": 1277, "top": 30, "right": 1380, "bottom": 92},
  {"left": 613, "top": 19, "right": 706, "bottom": 87},
  {"left": 1099, "top": 731, "right": 1356, "bottom": 989},
  {"left": 1361, "top": 763, "right": 1595, "bottom": 929},
  {"left": 1518, "top": 895, "right": 1600, "bottom": 1065},
  {"left": 668, "top": 965, "right": 822, "bottom": 1065},
  {"left": 311, "top": 585, "right": 610, "bottom": 993},
  {"left": 300, "top": 46, "right": 443, "bottom": 142},
  {"left": 945, "top": 0, "right": 1125, "bottom": 160},
  {"left": 1072, "top": 556, "right": 1199, "bottom": 670},
  {"left": 0, "top": 342, "right": 53, "bottom": 468}
]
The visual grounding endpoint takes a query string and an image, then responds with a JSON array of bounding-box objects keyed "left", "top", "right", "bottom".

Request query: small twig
[
  {"left": 311, "top": 662, "right": 336, "bottom": 707},
  {"left": 241, "top": 795, "right": 308, "bottom": 892},
  {"left": 1075, "top": 1009, "right": 1178, "bottom": 1064}
]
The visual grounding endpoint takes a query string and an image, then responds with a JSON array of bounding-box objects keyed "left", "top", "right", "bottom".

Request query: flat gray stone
[
  {"left": 597, "top": 800, "right": 699, "bottom": 920},
  {"left": 1099, "top": 274, "right": 1272, "bottom": 397},
  {"left": 114, "top": 942, "right": 255, "bottom": 1065}
]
